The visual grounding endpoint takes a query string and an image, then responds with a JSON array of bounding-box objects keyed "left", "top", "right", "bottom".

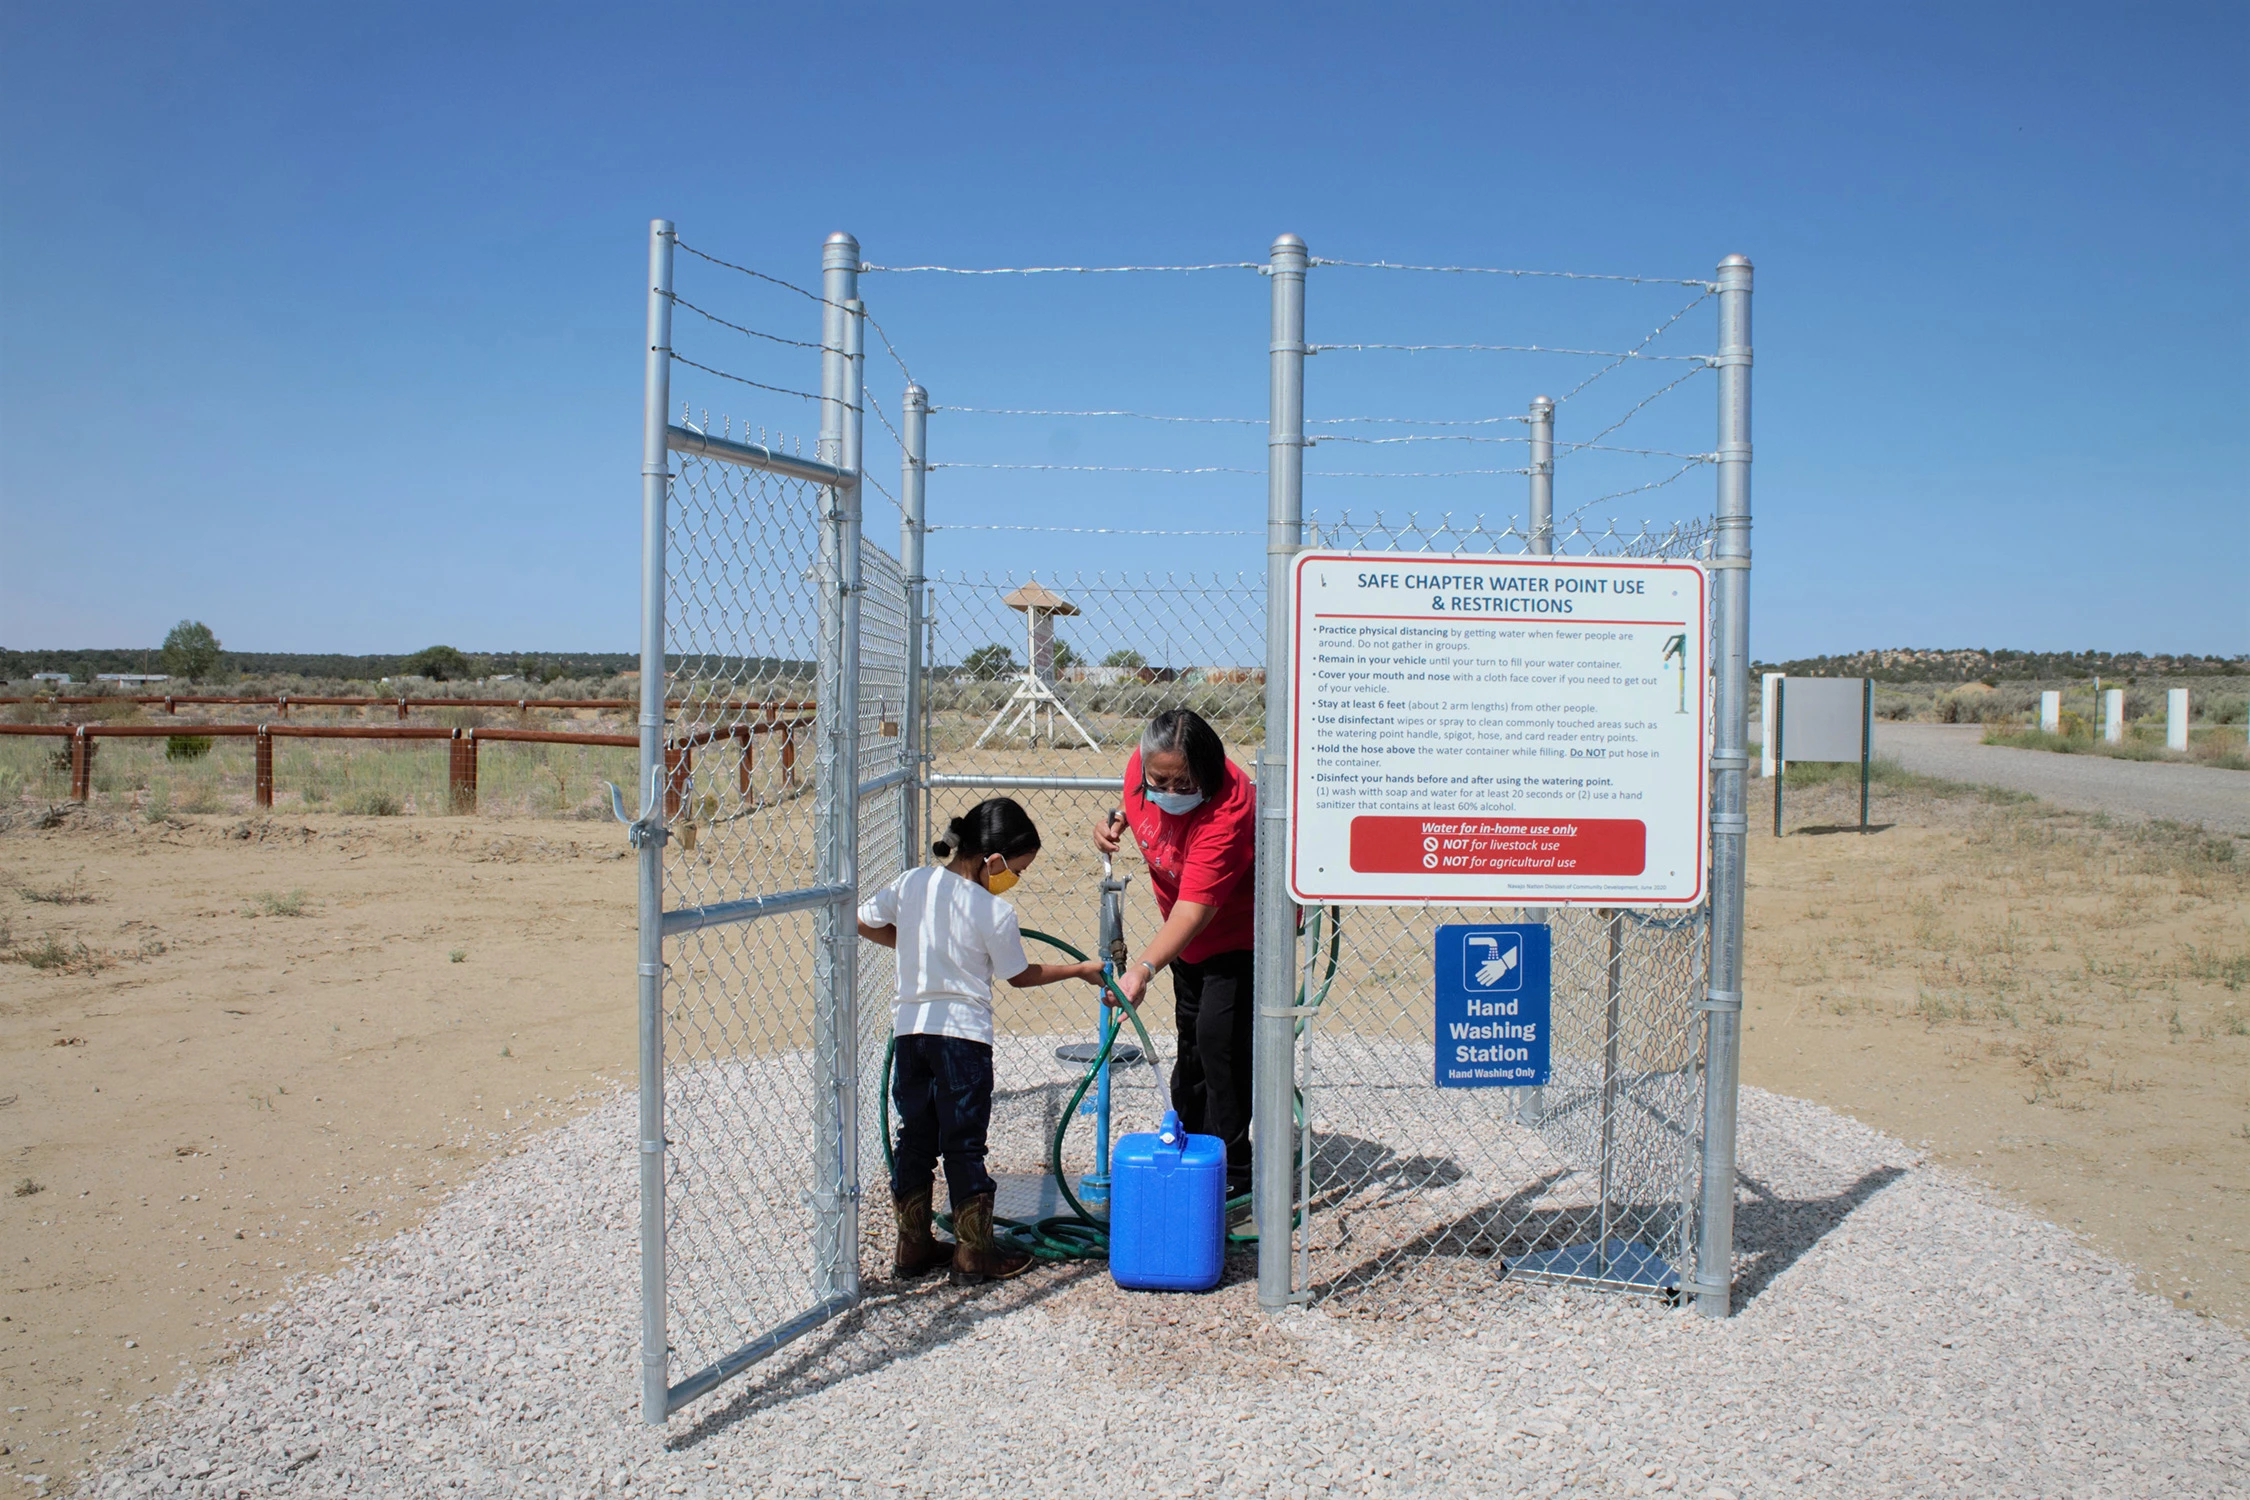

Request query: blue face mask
[{"left": 1146, "top": 787, "right": 1205, "bottom": 817}]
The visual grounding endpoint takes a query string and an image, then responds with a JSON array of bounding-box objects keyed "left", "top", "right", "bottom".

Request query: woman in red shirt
[{"left": 1095, "top": 707, "right": 1258, "bottom": 1191}]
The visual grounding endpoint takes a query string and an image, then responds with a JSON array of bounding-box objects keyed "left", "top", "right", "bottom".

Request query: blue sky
[{"left": 2, "top": 1, "right": 2242, "bottom": 659}]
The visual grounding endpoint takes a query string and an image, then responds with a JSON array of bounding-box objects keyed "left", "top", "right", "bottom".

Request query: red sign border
[{"left": 1286, "top": 550, "right": 1709, "bottom": 907}]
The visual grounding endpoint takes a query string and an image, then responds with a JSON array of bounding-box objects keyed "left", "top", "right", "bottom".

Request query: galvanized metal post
[
  {"left": 1255, "top": 233, "right": 1308, "bottom": 1310},
  {"left": 1527, "top": 395, "right": 1554, "bottom": 555},
  {"left": 812, "top": 236, "right": 865, "bottom": 1307},
  {"left": 901, "top": 384, "right": 929, "bottom": 872},
  {"left": 1696, "top": 253, "right": 1753, "bottom": 1319},
  {"left": 635, "top": 217, "right": 676, "bottom": 1423},
  {"left": 1520, "top": 395, "right": 1555, "bottom": 1128}
]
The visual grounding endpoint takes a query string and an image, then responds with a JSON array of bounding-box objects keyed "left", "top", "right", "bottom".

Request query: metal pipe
[
  {"left": 811, "top": 235, "right": 864, "bottom": 1309},
  {"left": 857, "top": 766, "right": 913, "bottom": 800},
  {"left": 901, "top": 384, "right": 929, "bottom": 871},
  {"left": 1519, "top": 396, "right": 1555, "bottom": 1129},
  {"left": 661, "top": 883, "right": 853, "bottom": 939},
  {"left": 635, "top": 218, "right": 675, "bottom": 1422},
  {"left": 1256, "top": 233, "right": 1309, "bottom": 1310},
  {"left": 924, "top": 773, "right": 1126, "bottom": 793},
  {"left": 1596, "top": 910, "right": 1624, "bottom": 1275},
  {"left": 1528, "top": 394, "right": 1554, "bottom": 555},
  {"left": 1696, "top": 253, "right": 1753, "bottom": 1319},
  {"left": 665, "top": 426, "right": 855, "bottom": 488},
  {"left": 662, "top": 1293, "right": 855, "bottom": 1411}
]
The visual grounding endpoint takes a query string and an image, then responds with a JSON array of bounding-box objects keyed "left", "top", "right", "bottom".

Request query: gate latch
[{"left": 605, "top": 777, "right": 669, "bottom": 849}]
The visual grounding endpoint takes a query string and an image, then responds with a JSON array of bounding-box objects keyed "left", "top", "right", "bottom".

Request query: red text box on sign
[{"left": 1348, "top": 816, "right": 1648, "bottom": 877}]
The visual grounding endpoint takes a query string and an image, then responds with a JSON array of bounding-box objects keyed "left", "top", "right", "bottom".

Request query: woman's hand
[
  {"left": 1110, "top": 963, "right": 1149, "bottom": 1008},
  {"left": 1093, "top": 809, "right": 1127, "bottom": 856}
]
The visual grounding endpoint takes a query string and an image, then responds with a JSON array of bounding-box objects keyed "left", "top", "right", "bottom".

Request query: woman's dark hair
[
  {"left": 932, "top": 796, "right": 1042, "bottom": 862},
  {"left": 1139, "top": 707, "right": 1226, "bottom": 798}
]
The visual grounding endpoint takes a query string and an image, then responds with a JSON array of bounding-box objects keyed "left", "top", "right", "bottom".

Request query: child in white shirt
[{"left": 857, "top": 797, "right": 1101, "bottom": 1283}]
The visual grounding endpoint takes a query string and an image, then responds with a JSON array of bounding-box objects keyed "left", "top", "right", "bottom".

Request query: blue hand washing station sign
[{"left": 1434, "top": 923, "right": 1551, "bottom": 1088}]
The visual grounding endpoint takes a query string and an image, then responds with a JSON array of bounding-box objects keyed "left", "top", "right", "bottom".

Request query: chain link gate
[{"left": 629, "top": 224, "right": 912, "bottom": 1422}]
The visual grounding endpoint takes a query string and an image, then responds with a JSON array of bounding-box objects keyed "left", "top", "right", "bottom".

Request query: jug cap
[{"left": 1157, "top": 1109, "right": 1184, "bottom": 1148}]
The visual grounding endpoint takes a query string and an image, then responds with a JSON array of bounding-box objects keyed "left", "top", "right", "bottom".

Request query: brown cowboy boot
[
  {"left": 891, "top": 1187, "right": 952, "bottom": 1280},
  {"left": 948, "top": 1191, "right": 1031, "bottom": 1284}
]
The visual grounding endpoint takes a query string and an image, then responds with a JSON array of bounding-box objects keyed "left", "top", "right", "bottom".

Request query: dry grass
[{"left": 1743, "top": 765, "right": 2250, "bottom": 1323}]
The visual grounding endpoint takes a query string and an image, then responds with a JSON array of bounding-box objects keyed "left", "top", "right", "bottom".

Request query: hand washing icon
[{"left": 1465, "top": 933, "right": 1521, "bottom": 990}]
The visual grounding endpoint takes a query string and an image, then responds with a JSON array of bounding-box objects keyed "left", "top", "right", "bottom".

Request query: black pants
[
  {"left": 1169, "top": 947, "right": 1255, "bottom": 1180},
  {"left": 890, "top": 1033, "right": 997, "bottom": 1208}
]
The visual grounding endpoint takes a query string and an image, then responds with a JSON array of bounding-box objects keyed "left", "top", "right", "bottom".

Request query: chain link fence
[
  {"left": 925, "top": 517, "right": 1714, "bottom": 1308},
  {"left": 633, "top": 221, "right": 1750, "bottom": 1418},
  {"left": 922, "top": 570, "right": 1265, "bottom": 1213},
  {"left": 1288, "top": 511, "right": 1714, "bottom": 1310}
]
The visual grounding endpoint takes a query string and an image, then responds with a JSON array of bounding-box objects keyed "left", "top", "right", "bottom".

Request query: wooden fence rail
[{"left": 0, "top": 718, "right": 809, "bottom": 813}]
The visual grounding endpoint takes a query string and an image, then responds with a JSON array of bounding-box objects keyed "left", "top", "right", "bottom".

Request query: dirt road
[{"left": 1870, "top": 722, "right": 2249, "bottom": 833}]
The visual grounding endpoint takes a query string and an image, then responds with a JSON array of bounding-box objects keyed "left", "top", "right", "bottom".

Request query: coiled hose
[{"left": 878, "top": 913, "right": 1343, "bottom": 1264}]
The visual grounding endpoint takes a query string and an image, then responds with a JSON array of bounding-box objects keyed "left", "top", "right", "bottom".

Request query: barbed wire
[
  {"left": 1557, "top": 458, "right": 1706, "bottom": 524},
  {"left": 862, "top": 467, "right": 903, "bottom": 514},
  {"left": 1310, "top": 432, "right": 1713, "bottom": 462},
  {"left": 675, "top": 238, "right": 916, "bottom": 387},
  {"left": 676, "top": 240, "right": 840, "bottom": 308},
  {"left": 1310, "top": 467, "right": 1536, "bottom": 479},
  {"left": 1311, "top": 413, "right": 1531, "bottom": 427},
  {"left": 862, "top": 307, "right": 915, "bottom": 388},
  {"left": 1561, "top": 443, "right": 1716, "bottom": 462},
  {"left": 928, "top": 462, "right": 1262, "bottom": 475},
  {"left": 1312, "top": 342, "right": 1706, "bottom": 362},
  {"left": 1313, "top": 432, "right": 1526, "bottom": 447},
  {"left": 1556, "top": 291, "right": 1712, "bottom": 404},
  {"left": 668, "top": 352, "right": 821, "bottom": 404},
  {"left": 1574, "top": 365, "right": 1711, "bottom": 448},
  {"left": 935, "top": 405, "right": 1264, "bottom": 425},
  {"left": 862, "top": 262, "right": 1260, "bottom": 275},
  {"left": 929, "top": 523, "right": 1256, "bottom": 536},
  {"left": 864, "top": 383, "right": 906, "bottom": 455},
  {"left": 670, "top": 293, "right": 823, "bottom": 352},
  {"left": 1310, "top": 258, "right": 1713, "bottom": 290}
]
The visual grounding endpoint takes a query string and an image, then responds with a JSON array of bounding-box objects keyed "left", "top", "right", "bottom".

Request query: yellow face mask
[{"left": 982, "top": 857, "right": 1020, "bottom": 895}]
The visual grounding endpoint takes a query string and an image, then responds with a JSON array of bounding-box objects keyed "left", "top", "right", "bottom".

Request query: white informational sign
[{"left": 1287, "top": 551, "right": 1709, "bottom": 907}]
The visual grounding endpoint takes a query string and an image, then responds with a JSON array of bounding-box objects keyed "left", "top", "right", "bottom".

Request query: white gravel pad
[{"left": 89, "top": 1086, "right": 2248, "bottom": 1499}]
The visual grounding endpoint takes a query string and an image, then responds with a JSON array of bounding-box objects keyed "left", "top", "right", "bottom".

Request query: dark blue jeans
[{"left": 890, "top": 1033, "right": 997, "bottom": 1207}]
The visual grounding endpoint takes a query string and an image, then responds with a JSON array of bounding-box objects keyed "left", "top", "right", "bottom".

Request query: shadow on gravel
[
  {"left": 1794, "top": 823, "right": 1897, "bottom": 836},
  {"left": 1730, "top": 1165, "right": 1908, "bottom": 1306},
  {"left": 669, "top": 1260, "right": 1103, "bottom": 1447}
]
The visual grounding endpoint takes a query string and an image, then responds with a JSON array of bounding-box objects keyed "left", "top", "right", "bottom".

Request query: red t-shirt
[{"left": 1120, "top": 747, "right": 1257, "bottom": 965}]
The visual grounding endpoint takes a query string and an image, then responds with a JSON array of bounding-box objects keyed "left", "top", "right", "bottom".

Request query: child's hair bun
[{"left": 931, "top": 815, "right": 968, "bottom": 860}]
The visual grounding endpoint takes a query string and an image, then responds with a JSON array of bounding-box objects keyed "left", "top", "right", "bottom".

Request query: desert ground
[{"left": 0, "top": 760, "right": 2244, "bottom": 1487}]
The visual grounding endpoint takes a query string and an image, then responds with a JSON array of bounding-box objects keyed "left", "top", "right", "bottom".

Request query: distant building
[
  {"left": 30, "top": 672, "right": 71, "bottom": 685},
  {"left": 96, "top": 673, "right": 170, "bottom": 684}
]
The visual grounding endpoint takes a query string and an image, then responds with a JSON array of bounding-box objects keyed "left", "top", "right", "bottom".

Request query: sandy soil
[
  {"left": 1742, "top": 768, "right": 2250, "bottom": 1328},
  {"left": 0, "top": 810, "right": 636, "bottom": 1482},
  {"left": 2, "top": 766, "right": 2244, "bottom": 1484}
]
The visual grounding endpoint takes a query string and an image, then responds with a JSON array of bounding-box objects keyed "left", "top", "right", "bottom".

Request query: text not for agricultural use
[{"left": 1287, "top": 550, "right": 1708, "bottom": 905}]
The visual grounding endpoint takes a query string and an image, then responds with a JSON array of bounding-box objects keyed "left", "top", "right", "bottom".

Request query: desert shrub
[
  {"left": 166, "top": 735, "right": 214, "bottom": 762},
  {"left": 404, "top": 645, "right": 470, "bottom": 681},
  {"left": 343, "top": 790, "right": 403, "bottom": 816}
]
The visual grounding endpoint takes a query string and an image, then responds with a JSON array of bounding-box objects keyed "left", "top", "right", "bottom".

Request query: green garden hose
[{"left": 877, "top": 918, "right": 1341, "bottom": 1265}]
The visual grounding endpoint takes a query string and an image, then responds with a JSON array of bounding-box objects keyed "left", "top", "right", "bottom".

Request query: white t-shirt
[{"left": 858, "top": 866, "right": 1028, "bottom": 1046}]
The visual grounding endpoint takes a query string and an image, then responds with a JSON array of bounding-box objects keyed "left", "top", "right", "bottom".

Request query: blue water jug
[{"left": 1108, "top": 1110, "right": 1226, "bottom": 1292}]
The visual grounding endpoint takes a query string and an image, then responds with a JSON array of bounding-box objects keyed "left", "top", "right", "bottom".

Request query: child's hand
[{"left": 1078, "top": 960, "right": 1105, "bottom": 985}]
